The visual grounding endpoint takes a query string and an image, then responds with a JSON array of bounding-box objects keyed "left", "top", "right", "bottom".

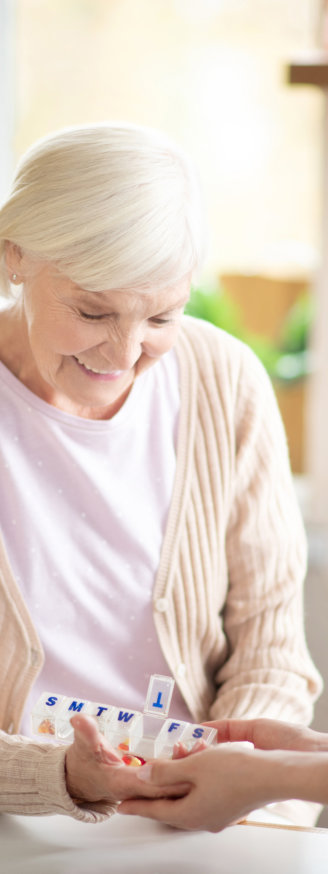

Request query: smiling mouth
[{"left": 74, "top": 356, "right": 124, "bottom": 376}]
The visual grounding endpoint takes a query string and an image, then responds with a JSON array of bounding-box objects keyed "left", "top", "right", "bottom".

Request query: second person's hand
[{"left": 205, "top": 717, "right": 328, "bottom": 753}]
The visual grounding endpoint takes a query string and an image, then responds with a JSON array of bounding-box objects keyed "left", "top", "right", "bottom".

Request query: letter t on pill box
[{"left": 143, "top": 674, "right": 175, "bottom": 718}]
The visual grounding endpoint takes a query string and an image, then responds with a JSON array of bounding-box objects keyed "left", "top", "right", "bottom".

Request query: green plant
[
  {"left": 273, "top": 294, "right": 314, "bottom": 383},
  {"left": 184, "top": 281, "right": 314, "bottom": 384}
]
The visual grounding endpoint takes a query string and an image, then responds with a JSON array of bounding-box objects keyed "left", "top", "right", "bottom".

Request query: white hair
[{"left": 0, "top": 122, "right": 206, "bottom": 297}]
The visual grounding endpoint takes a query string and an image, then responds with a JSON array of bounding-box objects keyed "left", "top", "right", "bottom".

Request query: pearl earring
[{"left": 12, "top": 274, "right": 17, "bottom": 281}]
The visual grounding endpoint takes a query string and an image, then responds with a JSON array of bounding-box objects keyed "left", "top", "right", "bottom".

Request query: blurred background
[{"left": 1, "top": 0, "right": 328, "bottom": 822}]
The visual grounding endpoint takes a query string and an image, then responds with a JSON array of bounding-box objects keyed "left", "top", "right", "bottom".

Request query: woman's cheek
[{"left": 61, "top": 322, "right": 107, "bottom": 353}]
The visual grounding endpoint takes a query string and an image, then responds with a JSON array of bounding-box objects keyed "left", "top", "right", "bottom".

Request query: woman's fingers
[
  {"left": 119, "top": 796, "right": 185, "bottom": 823},
  {"left": 172, "top": 742, "right": 189, "bottom": 759},
  {"left": 204, "top": 717, "right": 313, "bottom": 752},
  {"left": 70, "top": 714, "right": 122, "bottom": 764},
  {"left": 172, "top": 739, "right": 207, "bottom": 759},
  {"left": 203, "top": 718, "right": 256, "bottom": 745},
  {"left": 65, "top": 715, "right": 191, "bottom": 804},
  {"left": 119, "top": 744, "right": 272, "bottom": 832},
  {"left": 65, "top": 714, "right": 132, "bottom": 802},
  {"left": 135, "top": 756, "right": 194, "bottom": 793},
  {"left": 69, "top": 713, "right": 101, "bottom": 750}
]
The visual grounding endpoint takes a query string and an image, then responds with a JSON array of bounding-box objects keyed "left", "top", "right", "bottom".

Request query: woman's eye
[
  {"left": 79, "top": 311, "right": 105, "bottom": 320},
  {"left": 151, "top": 318, "right": 172, "bottom": 325}
]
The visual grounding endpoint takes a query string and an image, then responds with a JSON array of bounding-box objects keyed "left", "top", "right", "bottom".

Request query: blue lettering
[
  {"left": 96, "top": 706, "right": 108, "bottom": 717},
  {"left": 192, "top": 727, "right": 204, "bottom": 739},
  {"left": 45, "top": 696, "right": 58, "bottom": 707},
  {"left": 152, "top": 692, "right": 164, "bottom": 709},
  {"left": 168, "top": 722, "right": 181, "bottom": 733},
  {"left": 118, "top": 711, "right": 134, "bottom": 723},
  {"left": 68, "top": 701, "right": 85, "bottom": 712}
]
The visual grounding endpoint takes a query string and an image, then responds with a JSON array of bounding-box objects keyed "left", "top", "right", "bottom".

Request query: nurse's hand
[
  {"left": 118, "top": 743, "right": 272, "bottom": 832},
  {"left": 65, "top": 714, "right": 190, "bottom": 805},
  {"left": 118, "top": 719, "right": 328, "bottom": 831},
  {"left": 207, "top": 717, "right": 328, "bottom": 753}
]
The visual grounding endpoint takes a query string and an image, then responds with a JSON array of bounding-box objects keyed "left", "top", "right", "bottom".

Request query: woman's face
[{"left": 10, "top": 262, "right": 191, "bottom": 418}]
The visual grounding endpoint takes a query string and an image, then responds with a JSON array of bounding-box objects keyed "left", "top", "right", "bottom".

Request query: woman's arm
[
  {"left": 0, "top": 715, "right": 183, "bottom": 820},
  {"left": 0, "top": 726, "right": 104, "bottom": 821},
  {"left": 211, "top": 346, "right": 322, "bottom": 725}
]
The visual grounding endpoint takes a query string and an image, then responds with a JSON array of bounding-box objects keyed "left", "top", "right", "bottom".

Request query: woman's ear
[{"left": 4, "top": 241, "right": 24, "bottom": 283}]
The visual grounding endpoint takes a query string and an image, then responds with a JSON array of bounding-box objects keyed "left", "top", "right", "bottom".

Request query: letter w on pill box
[{"left": 31, "top": 674, "right": 217, "bottom": 759}]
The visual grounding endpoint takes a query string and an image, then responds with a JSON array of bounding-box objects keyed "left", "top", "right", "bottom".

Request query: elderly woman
[{"left": 0, "top": 122, "right": 322, "bottom": 824}]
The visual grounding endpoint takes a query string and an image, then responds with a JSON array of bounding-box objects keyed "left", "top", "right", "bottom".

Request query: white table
[{"left": 0, "top": 812, "right": 327, "bottom": 874}]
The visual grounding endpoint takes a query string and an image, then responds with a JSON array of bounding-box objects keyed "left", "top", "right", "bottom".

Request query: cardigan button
[
  {"left": 30, "top": 648, "right": 40, "bottom": 666},
  {"left": 155, "top": 597, "right": 169, "bottom": 613}
]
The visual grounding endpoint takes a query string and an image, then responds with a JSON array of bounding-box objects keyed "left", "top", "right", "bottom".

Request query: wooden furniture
[
  {"left": 287, "top": 53, "right": 328, "bottom": 87},
  {"left": 221, "top": 273, "right": 308, "bottom": 473},
  {"left": 287, "top": 52, "right": 328, "bottom": 515}
]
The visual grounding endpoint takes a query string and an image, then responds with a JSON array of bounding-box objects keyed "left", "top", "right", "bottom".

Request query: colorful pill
[
  {"left": 38, "top": 719, "right": 55, "bottom": 735},
  {"left": 118, "top": 740, "right": 130, "bottom": 751},
  {"left": 122, "top": 754, "right": 146, "bottom": 767}
]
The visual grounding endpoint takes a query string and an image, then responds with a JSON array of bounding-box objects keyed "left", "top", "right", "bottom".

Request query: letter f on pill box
[{"left": 143, "top": 674, "right": 175, "bottom": 718}]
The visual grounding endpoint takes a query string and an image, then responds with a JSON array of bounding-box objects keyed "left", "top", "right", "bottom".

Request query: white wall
[{"left": 0, "top": 0, "right": 15, "bottom": 202}]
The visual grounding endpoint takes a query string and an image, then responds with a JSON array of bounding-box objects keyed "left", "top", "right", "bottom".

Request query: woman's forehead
[
  {"left": 59, "top": 275, "right": 190, "bottom": 313},
  {"left": 69, "top": 275, "right": 190, "bottom": 307}
]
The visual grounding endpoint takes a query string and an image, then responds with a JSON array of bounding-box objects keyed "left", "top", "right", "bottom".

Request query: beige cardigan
[{"left": 0, "top": 317, "right": 322, "bottom": 823}]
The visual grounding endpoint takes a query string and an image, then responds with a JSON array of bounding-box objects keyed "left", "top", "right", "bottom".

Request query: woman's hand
[
  {"left": 118, "top": 744, "right": 276, "bottom": 832},
  {"left": 207, "top": 717, "right": 328, "bottom": 753},
  {"left": 65, "top": 715, "right": 190, "bottom": 805},
  {"left": 118, "top": 719, "right": 328, "bottom": 831}
]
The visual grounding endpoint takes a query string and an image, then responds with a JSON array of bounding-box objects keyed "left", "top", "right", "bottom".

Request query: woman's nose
[{"left": 101, "top": 330, "right": 143, "bottom": 371}]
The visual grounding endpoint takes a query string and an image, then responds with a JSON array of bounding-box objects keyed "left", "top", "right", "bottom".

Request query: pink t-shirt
[{"left": 0, "top": 350, "right": 192, "bottom": 735}]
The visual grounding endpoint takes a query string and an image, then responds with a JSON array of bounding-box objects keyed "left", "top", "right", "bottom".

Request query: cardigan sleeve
[
  {"left": 0, "top": 730, "right": 117, "bottom": 821},
  {"left": 210, "top": 344, "right": 322, "bottom": 724},
  {"left": 207, "top": 345, "right": 323, "bottom": 827}
]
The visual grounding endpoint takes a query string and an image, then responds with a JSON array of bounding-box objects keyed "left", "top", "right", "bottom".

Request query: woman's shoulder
[
  {"left": 180, "top": 313, "right": 244, "bottom": 350},
  {"left": 177, "top": 315, "right": 275, "bottom": 411},
  {"left": 179, "top": 314, "right": 264, "bottom": 376},
  {"left": 177, "top": 317, "right": 285, "bottom": 451}
]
